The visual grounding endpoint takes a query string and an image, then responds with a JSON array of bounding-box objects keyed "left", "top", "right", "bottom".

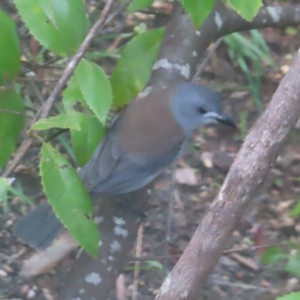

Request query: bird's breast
[{"left": 117, "top": 89, "right": 185, "bottom": 157}]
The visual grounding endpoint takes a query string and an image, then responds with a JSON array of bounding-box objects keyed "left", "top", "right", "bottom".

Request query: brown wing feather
[{"left": 78, "top": 85, "right": 185, "bottom": 194}]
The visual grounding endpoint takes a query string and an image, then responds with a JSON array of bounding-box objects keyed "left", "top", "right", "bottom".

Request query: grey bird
[{"left": 13, "top": 82, "right": 235, "bottom": 250}]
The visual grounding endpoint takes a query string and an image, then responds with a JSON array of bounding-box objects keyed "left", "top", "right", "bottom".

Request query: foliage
[
  {"left": 262, "top": 246, "right": 300, "bottom": 277},
  {"left": 0, "top": 89, "right": 25, "bottom": 167},
  {"left": 262, "top": 203, "right": 300, "bottom": 300},
  {"left": 226, "top": 0, "right": 263, "bottom": 21},
  {"left": 0, "top": 178, "right": 11, "bottom": 215},
  {"left": 224, "top": 30, "right": 273, "bottom": 112},
  {"left": 73, "top": 59, "right": 112, "bottom": 124},
  {"left": 180, "top": 0, "right": 262, "bottom": 28},
  {"left": 180, "top": 0, "right": 215, "bottom": 28},
  {"left": 276, "top": 292, "right": 300, "bottom": 300},
  {"left": 0, "top": 10, "right": 20, "bottom": 85},
  {"left": 111, "top": 28, "right": 165, "bottom": 107},
  {"left": 0, "top": 10, "right": 24, "bottom": 169},
  {"left": 14, "top": 0, "right": 87, "bottom": 56},
  {"left": 0, "top": 177, "right": 33, "bottom": 215},
  {"left": 40, "top": 142, "right": 99, "bottom": 257},
  {"left": 291, "top": 200, "right": 300, "bottom": 216},
  {"left": 31, "top": 111, "right": 82, "bottom": 131},
  {"left": 128, "top": 0, "right": 155, "bottom": 12}
]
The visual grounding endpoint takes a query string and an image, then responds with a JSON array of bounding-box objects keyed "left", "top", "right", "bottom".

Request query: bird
[{"left": 13, "top": 82, "right": 236, "bottom": 250}]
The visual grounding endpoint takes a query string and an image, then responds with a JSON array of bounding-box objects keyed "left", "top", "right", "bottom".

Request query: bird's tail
[{"left": 13, "top": 202, "right": 64, "bottom": 250}]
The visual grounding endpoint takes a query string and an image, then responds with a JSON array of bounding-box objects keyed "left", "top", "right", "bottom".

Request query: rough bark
[{"left": 57, "top": 190, "right": 152, "bottom": 299}]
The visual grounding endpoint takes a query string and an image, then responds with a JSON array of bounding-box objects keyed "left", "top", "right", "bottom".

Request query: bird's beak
[{"left": 216, "top": 114, "right": 237, "bottom": 128}]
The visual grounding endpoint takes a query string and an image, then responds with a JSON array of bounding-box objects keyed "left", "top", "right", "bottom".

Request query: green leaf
[
  {"left": 227, "top": 0, "right": 262, "bottom": 21},
  {"left": 71, "top": 113, "right": 105, "bottom": 166},
  {"left": 128, "top": 0, "right": 155, "bottom": 12},
  {"left": 145, "top": 260, "right": 163, "bottom": 270},
  {"left": 0, "top": 89, "right": 25, "bottom": 167},
  {"left": 0, "top": 177, "right": 10, "bottom": 215},
  {"left": 0, "top": 178, "right": 10, "bottom": 201},
  {"left": 62, "top": 75, "right": 85, "bottom": 110},
  {"left": 291, "top": 201, "right": 300, "bottom": 217},
  {"left": 74, "top": 59, "right": 112, "bottom": 124},
  {"left": 62, "top": 83, "right": 106, "bottom": 166},
  {"left": 180, "top": 0, "right": 215, "bottom": 28},
  {"left": 14, "top": 0, "right": 87, "bottom": 56},
  {"left": 111, "top": 28, "right": 165, "bottom": 107},
  {"left": 285, "top": 251, "right": 300, "bottom": 277},
  {"left": 40, "top": 142, "right": 99, "bottom": 257},
  {"left": 276, "top": 292, "right": 300, "bottom": 300},
  {"left": 31, "top": 110, "right": 82, "bottom": 131},
  {"left": 261, "top": 247, "right": 287, "bottom": 265},
  {"left": 0, "top": 10, "right": 20, "bottom": 85}
]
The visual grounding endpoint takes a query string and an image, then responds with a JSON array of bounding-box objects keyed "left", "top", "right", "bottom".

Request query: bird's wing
[
  {"left": 78, "top": 87, "right": 186, "bottom": 195},
  {"left": 78, "top": 128, "right": 184, "bottom": 195}
]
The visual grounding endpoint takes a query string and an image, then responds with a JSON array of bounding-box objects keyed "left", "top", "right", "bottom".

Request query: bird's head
[{"left": 170, "top": 82, "right": 236, "bottom": 134}]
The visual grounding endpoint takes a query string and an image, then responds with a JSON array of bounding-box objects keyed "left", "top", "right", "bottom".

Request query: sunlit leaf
[
  {"left": 31, "top": 110, "right": 82, "bottom": 131},
  {"left": 74, "top": 59, "right": 112, "bottom": 124}
]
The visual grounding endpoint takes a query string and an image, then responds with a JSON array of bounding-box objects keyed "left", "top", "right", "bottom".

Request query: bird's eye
[{"left": 198, "top": 107, "right": 207, "bottom": 114}]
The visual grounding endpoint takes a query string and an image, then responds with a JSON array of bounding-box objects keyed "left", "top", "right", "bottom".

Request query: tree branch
[
  {"left": 149, "top": 1, "right": 300, "bottom": 84},
  {"left": 155, "top": 47, "right": 300, "bottom": 300},
  {"left": 57, "top": 189, "right": 152, "bottom": 299}
]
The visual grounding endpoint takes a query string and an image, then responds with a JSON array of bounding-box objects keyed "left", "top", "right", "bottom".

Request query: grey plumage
[{"left": 13, "top": 82, "right": 235, "bottom": 250}]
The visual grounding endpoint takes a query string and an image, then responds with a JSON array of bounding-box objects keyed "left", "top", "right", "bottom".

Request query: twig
[
  {"left": 17, "top": 77, "right": 58, "bottom": 82},
  {"left": 132, "top": 224, "right": 143, "bottom": 300},
  {"left": 29, "top": 80, "right": 45, "bottom": 105},
  {"left": 129, "top": 242, "right": 290, "bottom": 262},
  {"left": 19, "top": 57, "right": 60, "bottom": 76},
  {"left": 0, "top": 108, "right": 27, "bottom": 116},
  {"left": 3, "top": 0, "right": 115, "bottom": 177},
  {"left": 25, "top": 106, "right": 38, "bottom": 113},
  {"left": 213, "top": 280, "right": 277, "bottom": 293},
  {"left": 192, "top": 37, "right": 224, "bottom": 82},
  {"left": 222, "top": 242, "right": 290, "bottom": 254}
]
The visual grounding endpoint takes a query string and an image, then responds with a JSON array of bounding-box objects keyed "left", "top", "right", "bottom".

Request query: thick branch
[
  {"left": 149, "top": 2, "right": 300, "bottom": 84},
  {"left": 155, "top": 49, "right": 300, "bottom": 300},
  {"left": 57, "top": 188, "right": 152, "bottom": 299}
]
